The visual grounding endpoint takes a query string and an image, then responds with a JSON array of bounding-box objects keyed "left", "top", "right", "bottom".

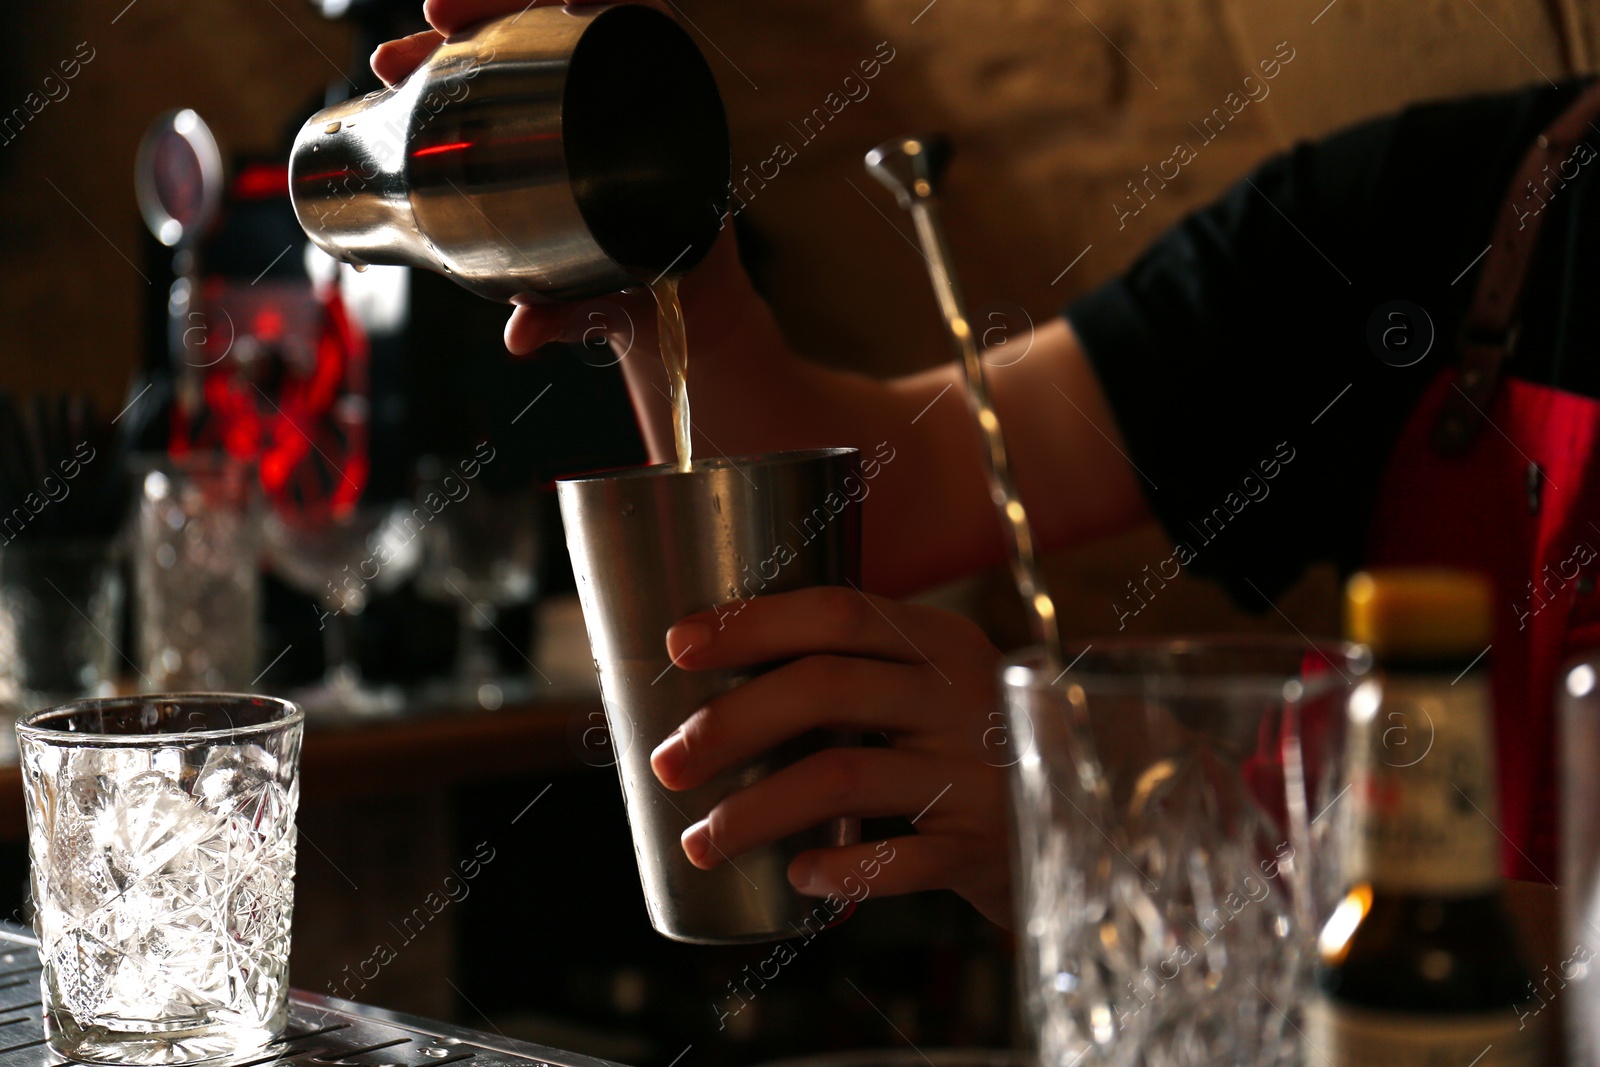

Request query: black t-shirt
[{"left": 1067, "top": 78, "right": 1599, "bottom": 610}]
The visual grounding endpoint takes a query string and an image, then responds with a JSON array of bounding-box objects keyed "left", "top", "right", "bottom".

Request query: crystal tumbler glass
[
  {"left": 1004, "top": 638, "right": 1367, "bottom": 1067},
  {"left": 16, "top": 694, "right": 303, "bottom": 1065}
]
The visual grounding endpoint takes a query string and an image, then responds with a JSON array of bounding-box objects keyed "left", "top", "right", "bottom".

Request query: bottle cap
[{"left": 1344, "top": 568, "right": 1492, "bottom": 661}]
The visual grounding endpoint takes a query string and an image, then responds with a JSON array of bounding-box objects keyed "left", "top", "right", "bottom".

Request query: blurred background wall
[{"left": 0, "top": 0, "right": 1594, "bottom": 642}]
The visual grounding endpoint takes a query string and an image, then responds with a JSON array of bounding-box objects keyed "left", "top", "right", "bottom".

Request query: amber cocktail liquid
[{"left": 647, "top": 273, "right": 694, "bottom": 473}]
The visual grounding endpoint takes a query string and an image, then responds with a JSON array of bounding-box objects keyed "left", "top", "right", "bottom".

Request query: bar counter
[{"left": 0, "top": 923, "right": 627, "bottom": 1067}]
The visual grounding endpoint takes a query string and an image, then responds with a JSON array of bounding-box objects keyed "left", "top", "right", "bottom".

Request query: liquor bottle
[{"left": 1310, "top": 568, "right": 1543, "bottom": 1065}]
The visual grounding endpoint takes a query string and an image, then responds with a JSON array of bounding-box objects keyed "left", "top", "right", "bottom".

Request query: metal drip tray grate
[{"left": 0, "top": 925, "right": 626, "bottom": 1067}]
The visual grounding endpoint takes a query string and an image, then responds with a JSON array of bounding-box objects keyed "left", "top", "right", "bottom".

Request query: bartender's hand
[
  {"left": 371, "top": 1, "right": 664, "bottom": 86},
  {"left": 652, "top": 589, "right": 1014, "bottom": 928}
]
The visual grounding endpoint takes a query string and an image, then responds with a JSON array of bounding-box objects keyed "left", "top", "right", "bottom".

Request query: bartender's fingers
[
  {"left": 788, "top": 837, "right": 966, "bottom": 901},
  {"left": 653, "top": 657, "right": 943, "bottom": 791},
  {"left": 424, "top": 0, "right": 622, "bottom": 36},
  {"left": 667, "top": 587, "right": 985, "bottom": 671},
  {"left": 424, "top": 0, "right": 547, "bottom": 35},
  {"left": 376, "top": 2, "right": 614, "bottom": 85},
  {"left": 680, "top": 748, "right": 963, "bottom": 867},
  {"left": 791, "top": 835, "right": 1012, "bottom": 929},
  {"left": 370, "top": 30, "right": 444, "bottom": 84}
]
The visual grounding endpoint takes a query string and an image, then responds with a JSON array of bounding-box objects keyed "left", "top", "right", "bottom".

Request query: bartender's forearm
[{"left": 621, "top": 288, "right": 1150, "bottom": 597}]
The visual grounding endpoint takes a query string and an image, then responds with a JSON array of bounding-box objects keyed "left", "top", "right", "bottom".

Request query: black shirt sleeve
[{"left": 1065, "top": 81, "right": 1581, "bottom": 610}]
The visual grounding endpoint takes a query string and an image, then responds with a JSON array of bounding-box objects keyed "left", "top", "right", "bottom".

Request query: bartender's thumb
[{"left": 505, "top": 305, "right": 575, "bottom": 358}]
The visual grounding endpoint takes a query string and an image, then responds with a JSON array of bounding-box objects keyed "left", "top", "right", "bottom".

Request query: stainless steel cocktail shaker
[
  {"left": 289, "top": 4, "right": 730, "bottom": 303},
  {"left": 559, "top": 449, "right": 863, "bottom": 944}
]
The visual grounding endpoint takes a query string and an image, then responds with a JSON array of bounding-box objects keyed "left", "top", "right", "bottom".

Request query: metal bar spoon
[{"left": 865, "top": 133, "right": 1064, "bottom": 667}]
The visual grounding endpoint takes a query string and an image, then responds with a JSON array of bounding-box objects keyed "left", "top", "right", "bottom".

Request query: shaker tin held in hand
[{"left": 559, "top": 448, "right": 864, "bottom": 944}]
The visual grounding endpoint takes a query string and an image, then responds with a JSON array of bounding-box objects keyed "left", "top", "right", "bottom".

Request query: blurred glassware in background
[
  {"left": 1561, "top": 655, "right": 1600, "bottom": 1063},
  {"left": 0, "top": 540, "right": 122, "bottom": 714},
  {"left": 1004, "top": 638, "right": 1367, "bottom": 1067},
  {"left": 0, "top": 391, "right": 130, "bottom": 717},
  {"left": 135, "top": 455, "right": 261, "bottom": 691},
  {"left": 414, "top": 458, "right": 540, "bottom": 710},
  {"left": 262, "top": 502, "right": 421, "bottom": 715}
]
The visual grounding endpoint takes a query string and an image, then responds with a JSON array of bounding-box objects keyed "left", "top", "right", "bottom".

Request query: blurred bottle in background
[{"left": 1312, "top": 569, "right": 1543, "bottom": 1065}]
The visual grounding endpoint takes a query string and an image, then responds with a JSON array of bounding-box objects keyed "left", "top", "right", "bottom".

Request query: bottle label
[
  {"left": 1343, "top": 674, "right": 1500, "bottom": 893},
  {"left": 1306, "top": 998, "right": 1541, "bottom": 1066}
]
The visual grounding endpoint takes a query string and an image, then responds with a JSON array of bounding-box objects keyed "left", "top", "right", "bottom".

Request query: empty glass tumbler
[
  {"left": 1004, "top": 638, "right": 1367, "bottom": 1067},
  {"left": 17, "top": 694, "right": 303, "bottom": 1065}
]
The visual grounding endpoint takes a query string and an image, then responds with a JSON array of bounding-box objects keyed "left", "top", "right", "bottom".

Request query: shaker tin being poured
[{"left": 288, "top": 3, "right": 731, "bottom": 304}]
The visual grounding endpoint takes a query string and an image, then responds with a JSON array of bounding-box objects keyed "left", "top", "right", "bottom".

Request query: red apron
[{"left": 1365, "top": 82, "right": 1600, "bottom": 883}]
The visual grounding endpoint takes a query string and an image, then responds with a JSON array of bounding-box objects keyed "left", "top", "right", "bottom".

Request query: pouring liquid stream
[{"left": 648, "top": 273, "right": 694, "bottom": 474}]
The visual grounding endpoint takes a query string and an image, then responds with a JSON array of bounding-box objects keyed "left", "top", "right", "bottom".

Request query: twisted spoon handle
[{"left": 865, "top": 133, "right": 1063, "bottom": 666}]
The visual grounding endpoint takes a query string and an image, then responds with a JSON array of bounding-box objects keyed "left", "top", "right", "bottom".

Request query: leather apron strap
[{"left": 1434, "top": 80, "right": 1600, "bottom": 453}]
